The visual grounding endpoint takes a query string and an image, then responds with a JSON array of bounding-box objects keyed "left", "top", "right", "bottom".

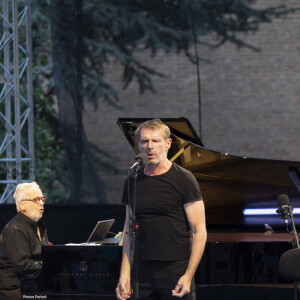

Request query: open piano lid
[{"left": 117, "top": 118, "right": 300, "bottom": 229}]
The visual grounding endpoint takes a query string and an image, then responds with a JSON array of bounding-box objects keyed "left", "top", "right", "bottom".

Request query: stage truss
[{"left": 0, "top": 0, "right": 34, "bottom": 203}]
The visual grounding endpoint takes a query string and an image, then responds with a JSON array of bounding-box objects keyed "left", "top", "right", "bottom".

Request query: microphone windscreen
[
  {"left": 277, "top": 194, "right": 289, "bottom": 206},
  {"left": 135, "top": 153, "right": 149, "bottom": 165}
]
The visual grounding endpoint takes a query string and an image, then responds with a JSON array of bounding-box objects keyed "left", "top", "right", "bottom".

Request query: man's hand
[
  {"left": 172, "top": 274, "right": 192, "bottom": 298},
  {"left": 116, "top": 276, "right": 132, "bottom": 300}
]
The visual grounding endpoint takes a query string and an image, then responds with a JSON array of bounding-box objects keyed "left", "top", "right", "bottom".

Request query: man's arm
[
  {"left": 172, "top": 200, "right": 207, "bottom": 298},
  {"left": 116, "top": 205, "right": 132, "bottom": 300}
]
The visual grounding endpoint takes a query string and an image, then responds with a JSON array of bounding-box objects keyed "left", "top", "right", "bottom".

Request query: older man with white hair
[{"left": 0, "top": 182, "right": 49, "bottom": 300}]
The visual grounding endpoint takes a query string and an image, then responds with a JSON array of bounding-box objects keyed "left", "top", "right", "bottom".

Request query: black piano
[
  {"left": 22, "top": 117, "right": 300, "bottom": 299},
  {"left": 22, "top": 245, "right": 122, "bottom": 299},
  {"left": 117, "top": 118, "right": 300, "bottom": 228}
]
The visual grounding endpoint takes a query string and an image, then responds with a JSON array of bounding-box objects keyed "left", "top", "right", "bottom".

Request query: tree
[
  {"left": 37, "top": 0, "right": 298, "bottom": 203},
  {"left": 31, "top": 0, "right": 71, "bottom": 202}
]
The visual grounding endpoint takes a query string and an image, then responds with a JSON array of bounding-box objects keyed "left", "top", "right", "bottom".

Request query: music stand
[{"left": 279, "top": 248, "right": 300, "bottom": 300}]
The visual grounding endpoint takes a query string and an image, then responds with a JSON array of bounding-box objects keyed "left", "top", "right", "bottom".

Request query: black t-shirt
[{"left": 122, "top": 162, "right": 202, "bottom": 261}]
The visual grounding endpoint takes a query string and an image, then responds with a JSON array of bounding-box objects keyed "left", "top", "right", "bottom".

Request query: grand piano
[
  {"left": 22, "top": 117, "right": 300, "bottom": 299},
  {"left": 117, "top": 117, "right": 300, "bottom": 229}
]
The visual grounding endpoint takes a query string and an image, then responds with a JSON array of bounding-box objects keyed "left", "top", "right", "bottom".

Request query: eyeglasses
[{"left": 22, "top": 196, "right": 47, "bottom": 204}]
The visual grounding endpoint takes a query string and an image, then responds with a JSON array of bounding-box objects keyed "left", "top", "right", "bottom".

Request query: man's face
[
  {"left": 20, "top": 187, "right": 45, "bottom": 222},
  {"left": 138, "top": 128, "right": 172, "bottom": 165}
]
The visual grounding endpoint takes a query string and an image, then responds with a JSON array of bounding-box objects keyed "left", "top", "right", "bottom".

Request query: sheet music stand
[{"left": 279, "top": 248, "right": 300, "bottom": 300}]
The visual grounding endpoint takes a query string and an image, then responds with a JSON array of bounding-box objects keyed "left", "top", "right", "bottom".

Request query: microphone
[
  {"left": 278, "top": 194, "right": 289, "bottom": 206},
  {"left": 276, "top": 194, "right": 300, "bottom": 248},
  {"left": 276, "top": 194, "right": 292, "bottom": 224},
  {"left": 129, "top": 153, "right": 149, "bottom": 170}
]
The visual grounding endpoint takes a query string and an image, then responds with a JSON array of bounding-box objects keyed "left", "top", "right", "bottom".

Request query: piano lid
[{"left": 117, "top": 118, "right": 300, "bottom": 229}]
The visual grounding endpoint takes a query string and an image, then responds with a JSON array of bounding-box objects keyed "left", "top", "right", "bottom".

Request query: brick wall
[{"left": 83, "top": 0, "right": 300, "bottom": 203}]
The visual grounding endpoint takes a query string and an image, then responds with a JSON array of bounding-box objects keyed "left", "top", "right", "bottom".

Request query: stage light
[{"left": 243, "top": 208, "right": 300, "bottom": 215}]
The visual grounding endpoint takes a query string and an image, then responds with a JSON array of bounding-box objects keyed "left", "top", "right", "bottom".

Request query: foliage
[
  {"left": 31, "top": 0, "right": 71, "bottom": 202},
  {"left": 31, "top": 0, "right": 122, "bottom": 202},
  {"left": 80, "top": 0, "right": 299, "bottom": 108},
  {"left": 33, "top": 87, "right": 71, "bottom": 202},
  {"left": 15, "top": 0, "right": 298, "bottom": 203}
]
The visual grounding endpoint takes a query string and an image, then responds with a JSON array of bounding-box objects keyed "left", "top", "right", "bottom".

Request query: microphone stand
[
  {"left": 277, "top": 204, "right": 300, "bottom": 300},
  {"left": 288, "top": 210, "right": 300, "bottom": 300},
  {"left": 278, "top": 205, "right": 300, "bottom": 249},
  {"left": 290, "top": 212, "right": 300, "bottom": 249},
  {"left": 290, "top": 212, "right": 300, "bottom": 300},
  {"left": 128, "top": 165, "right": 139, "bottom": 299}
]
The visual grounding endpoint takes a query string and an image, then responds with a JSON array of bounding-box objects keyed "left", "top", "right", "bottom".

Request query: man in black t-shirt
[{"left": 116, "top": 119, "right": 207, "bottom": 300}]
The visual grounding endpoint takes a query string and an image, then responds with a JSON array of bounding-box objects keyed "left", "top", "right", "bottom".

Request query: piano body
[
  {"left": 22, "top": 245, "right": 122, "bottom": 299},
  {"left": 22, "top": 117, "right": 300, "bottom": 298},
  {"left": 117, "top": 117, "right": 300, "bottom": 228}
]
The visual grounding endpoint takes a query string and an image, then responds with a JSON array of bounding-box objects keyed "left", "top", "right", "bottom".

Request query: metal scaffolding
[{"left": 0, "top": 0, "right": 34, "bottom": 203}]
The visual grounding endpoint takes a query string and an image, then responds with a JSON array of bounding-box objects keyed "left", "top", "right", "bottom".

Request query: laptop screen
[{"left": 87, "top": 219, "right": 115, "bottom": 243}]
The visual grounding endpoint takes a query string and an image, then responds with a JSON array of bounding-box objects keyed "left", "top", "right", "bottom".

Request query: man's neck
[
  {"left": 144, "top": 159, "right": 172, "bottom": 176},
  {"left": 20, "top": 211, "right": 39, "bottom": 223}
]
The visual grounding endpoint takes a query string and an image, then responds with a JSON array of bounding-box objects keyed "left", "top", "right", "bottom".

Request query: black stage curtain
[{"left": 0, "top": 204, "right": 125, "bottom": 244}]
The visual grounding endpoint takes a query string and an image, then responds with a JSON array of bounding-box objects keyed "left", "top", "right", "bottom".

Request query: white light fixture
[{"left": 243, "top": 208, "right": 300, "bottom": 215}]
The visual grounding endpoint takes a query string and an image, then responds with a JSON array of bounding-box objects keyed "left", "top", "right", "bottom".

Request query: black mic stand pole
[
  {"left": 128, "top": 166, "right": 139, "bottom": 299},
  {"left": 278, "top": 205, "right": 299, "bottom": 249},
  {"left": 278, "top": 206, "right": 300, "bottom": 300},
  {"left": 289, "top": 211, "right": 300, "bottom": 300}
]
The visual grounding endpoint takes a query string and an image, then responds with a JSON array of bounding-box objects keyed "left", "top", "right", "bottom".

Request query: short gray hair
[{"left": 135, "top": 118, "right": 171, "bottom": 140}]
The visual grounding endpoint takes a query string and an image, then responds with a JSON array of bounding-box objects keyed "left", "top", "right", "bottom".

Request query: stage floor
[
  {"left": 207, "top": 232, "right": 299, "bottom": 242},
  {"left": 197, "top": 284, "right": 295, "bottom": 300}
]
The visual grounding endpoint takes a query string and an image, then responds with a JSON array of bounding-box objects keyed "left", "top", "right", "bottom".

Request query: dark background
[{"left": 0, "top": 204, "right": 125, "bottom": 245}]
